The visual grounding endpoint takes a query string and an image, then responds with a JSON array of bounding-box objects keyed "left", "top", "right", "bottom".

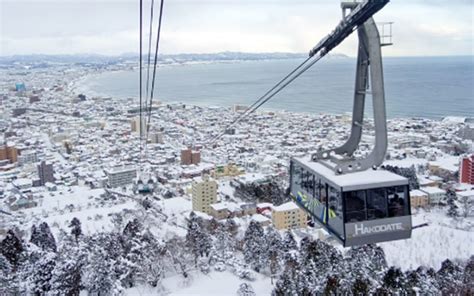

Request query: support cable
[
  {"left": 139, "top": 0, "right": 143, "bottom": 175},
  {"left": 145, "top": 0, "right": 165, "bottom": 147},
  {"left": 208, "top": 53, "right": 323, "bottom": 145},
  {"left": 144, "top": 0, "right": 155, "bottom": 116}
]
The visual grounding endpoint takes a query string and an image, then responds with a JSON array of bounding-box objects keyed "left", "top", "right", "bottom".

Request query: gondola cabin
[{"left": 290, "top": 157, "right": 412, "bottom": 246}]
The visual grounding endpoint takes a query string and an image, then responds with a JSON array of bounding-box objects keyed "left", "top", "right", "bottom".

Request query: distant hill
[{"left": 0, "top": 52, "right": 349, "bottom": 65}]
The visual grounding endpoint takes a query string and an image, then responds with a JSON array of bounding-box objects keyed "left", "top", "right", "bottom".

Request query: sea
[{"left": 78, "top": 56, "right": 473, "bottom": 119}]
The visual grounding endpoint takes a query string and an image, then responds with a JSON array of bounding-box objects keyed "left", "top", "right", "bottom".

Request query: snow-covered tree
[
  {"left": 436, "top": 259, "right": 463, "bottom": 295},
  {"left": 24, "top": 250, "right": 57, "bottom": 295},
  {"left": 462, "top": 256, "right": 474, "bottom": 295},
  {"left": 382, "top": 266, "right": 407, "bottom": 294},
  {"left": 50, "top": 233, "right": 87, "bottom": 296},
  {"left": 404, "top": 266, "right": 439, "bottom": 294},
  {"left": 0, "top": 230, "right": 24, "bottom": 268},
  {"left": 446, "top": 188, "right": 459, "bottom": 217},
  {"left": 69, "top": 217, "right": 82, "bottom": 242},
  {"left": 213, "top": 224, "right": 235, "bottom": 261},
  {"left": 243, "top": 221, "right": 267, "bottom": 272},
  {"left": 266, "top": 227, "right": 283, "bottom": 282},
  {"left": 186, "top": 212, "right": 211, "bottom": 266},
  {"left": 0, "top": 254, "right": 18, "bottom": 294},
  {"left": 30, "top": 222, "right": 57, "bottom": 252},
  {"left": 282, "top": 230, "right": 297, "bottom": 254},
  {"left": 345, "top": 244, "right": 387, "bottom": 289},
  {"left": 237, "top": 282, "right": 256, "bottom": 296},
  {"left": 83, "top": 247, "right": 123, "bottom": 295}
]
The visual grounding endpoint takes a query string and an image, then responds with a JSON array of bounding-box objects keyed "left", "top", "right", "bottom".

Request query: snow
[
  {"left": 250, "top": 214, "right": 271, "bottom": 223},
  {"left": 384, "top": 158, "right": 428, "bottom": 168},
  {"left": 381, "top": 209, "right": 474, "bottom": 271},
  {"left": 430, "top": 155, "right": 460, "bottom": 173},
  {"left": 457, "top": 190, "right": 474, "bottom": 199},
  {"left": 420, "top": 186, "right": 445, "bottom": 195},
  {"left": 273, "top": 201, "right": 299, "bottom": 212},
  {"left": 294, "top": 157, "right": 408, "bottom": 190},
  {"left": 126, "top": 271, "right": 272, "bottom": 295},
  {"left": 410, "top": 189, "right": 428, "bottom": 197}
]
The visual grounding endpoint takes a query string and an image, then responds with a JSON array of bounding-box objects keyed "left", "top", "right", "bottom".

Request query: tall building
[
  {"left": 131, "top": 117, "right": 147, "bottom": 137},
  {"left": 0, "top": 145, "right": 18, "bottom": 163},
  {"left": 37, "top": 161, "right": 55, "bottom": 186},
  {"left": 192, "top": 175, "right": 217, "bottom": 214},
  {"left": 181, "top": 148, "right": 201, "bottom": 165},
  {"left": 460, "top": 155, "right": 474, "bottom": 185},
  {"left": 272, "top": 202, "right": 307, "bottom": 230},
  {"left": 105, "top": 166, "right": 137, "bottom": 188}
]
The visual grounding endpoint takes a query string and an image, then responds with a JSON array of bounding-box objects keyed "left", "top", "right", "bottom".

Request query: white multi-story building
[
  {"left": 18, "top": 150, "right": 38, "bottom": 166},
  {"left": 420, "top": 186, "right": 446, "bottom": 205},
  {"left": 105, "top": 166, "right": 137, "bottom": 188}
]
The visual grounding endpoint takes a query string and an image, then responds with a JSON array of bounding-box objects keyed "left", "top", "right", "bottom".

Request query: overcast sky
[{"left": 0, "top": 0, "right": 472, "bottom": 56}]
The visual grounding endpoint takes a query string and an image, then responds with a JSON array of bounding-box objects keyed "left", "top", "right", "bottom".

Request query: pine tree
[
  {"left": 462, "top": 256, "right": 474, "bottom": 295},
  {"left": 282, "top": 230, "right": 297, "bottom": 253},
  {"left": 49, "top": 234, "right": 86, "bottom": 296},
  {"left": 345, "top": 244, "right": 388, "bottom": 289},
  {"left": 404, "top": 266, "right": 439, "bottom": 294},
  {"left": 266, "top": 227, "right": 283, "bottom": 282},
  {"left": 83, "top": 247, "right": 123, "bottom": 295},
  {"left": 0, "top": 230, "right": 24, "bottom": 268},
  {"left": 123, "top": 218, "right": 142, "bottom": 238},
  {"left": 0, "top": 254, "right": 18, "bottom": 294},
  {"left": 382, "top": 266, "right": 407, "bottom": 294},
  {"left": 26, "top": 250, "right": 57, "bottom": 295},
  {"left": 437, "top": 259, "right": 463, "bottom": 295},
  {"left": 186, "top": 212, "right": 211, "bottom": 266},
  {"left": 214, "top": 224, "right": 234, "bottom": 261},
  {"left": 69, "top": 217, "right": 82, "bottom": 243},
  {"left": 237, "top": 283, "right": 256, "bottom": 296},
  {"left": 243, "top": 221, "right": 267, "bottom": 272},
  {"left": 446, "top": 188, "right": 459, "bottom": 217},
  {"left": 31, "top": 222, "right": 57, "bottom": 252}
]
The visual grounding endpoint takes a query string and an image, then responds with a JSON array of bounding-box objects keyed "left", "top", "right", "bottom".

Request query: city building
[
  {"left": 105, "top": 166, "right": 137, "bottom": 188},
  {"left": 192, "top": 175, "right": 217, "bottom": 214},
  {"left": 420, "top": 186, "right": 446, "bottom": 205},
  {"left": 0, "top": 145, "right": 18, "bottom": 163},
  {"left": 18, "top": 150, "right": 38, "bottom": 166},
  {"left": 212, "top": 163, "right": 245, "bottom": 179},
  {"left": 409, "top": 189, "right": 429, "bottom": 209},
  {"left": 181, "top": 148, "right": 201, "bottom": 165},
  {"left": 37, "top": 161, "right": 55, "bottom": 186},
  {"left": 272, "top": 201, "right": 307, "bottom": 230},
  {"left": 149, "top": 132, "right": 164, "bottom": 144},
  {"left": 131, "top": 116, "right": 147, "bottom": 137},
  {"left": 460, "top": 154, "right": 474, "bottom": 185}
]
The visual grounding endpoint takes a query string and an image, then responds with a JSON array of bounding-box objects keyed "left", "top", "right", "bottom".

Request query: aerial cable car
[{"left": 289, "top": 1, "right": 412, "bottom": 246}]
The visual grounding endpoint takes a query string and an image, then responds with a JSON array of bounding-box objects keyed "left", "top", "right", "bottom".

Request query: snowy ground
[
  {"left": 126, "top": 270, "right": 272, "bottom": 296},
  {"left": 380, "top": 209, "right": 474, "bottom": 270}
]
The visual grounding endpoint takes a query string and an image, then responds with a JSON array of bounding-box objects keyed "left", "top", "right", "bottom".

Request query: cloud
[{"left": 0, "top": 0, "right": 472, "bottom": 56}]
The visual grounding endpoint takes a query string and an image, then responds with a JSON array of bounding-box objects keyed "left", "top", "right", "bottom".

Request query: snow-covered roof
[
  {"left": 457, "top": 190, "right": 474, "bottom": 198},
  {"left": 294, "top": 157, "right": 408, "bottom": 191},
  {"left": 273, "top": 201, "right": 299, "bottom": 212},
  {"left": 250, "top": 214, "right": 270, "bottom": 223},
  {"left": 420, "top": 186, "right": 445, "bottom": 195},
  {"left": 410, "top": 189, "right": 428, "bottom": 197}
]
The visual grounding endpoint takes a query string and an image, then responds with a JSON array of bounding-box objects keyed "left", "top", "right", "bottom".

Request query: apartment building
[
  {"left": 409, "top": 189, "right": 429, "bottom": 209},
  {"left": 105, "top": 166, "right": 137, "bottom": 188},
  {"left": 192, "top": 175, "right": 217, "bottom": 214},
  {"left": 37, "top": 161, "right": 55, "bottom": 186},
  {"left": 460, "top": 154, "right": 474, "bottom": 185},
  {"left": 420, "top": 186, "right": 446, "bottom": 205},
  {"left": 272, "top": 201, "right": 307, "bottom": 230}
]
